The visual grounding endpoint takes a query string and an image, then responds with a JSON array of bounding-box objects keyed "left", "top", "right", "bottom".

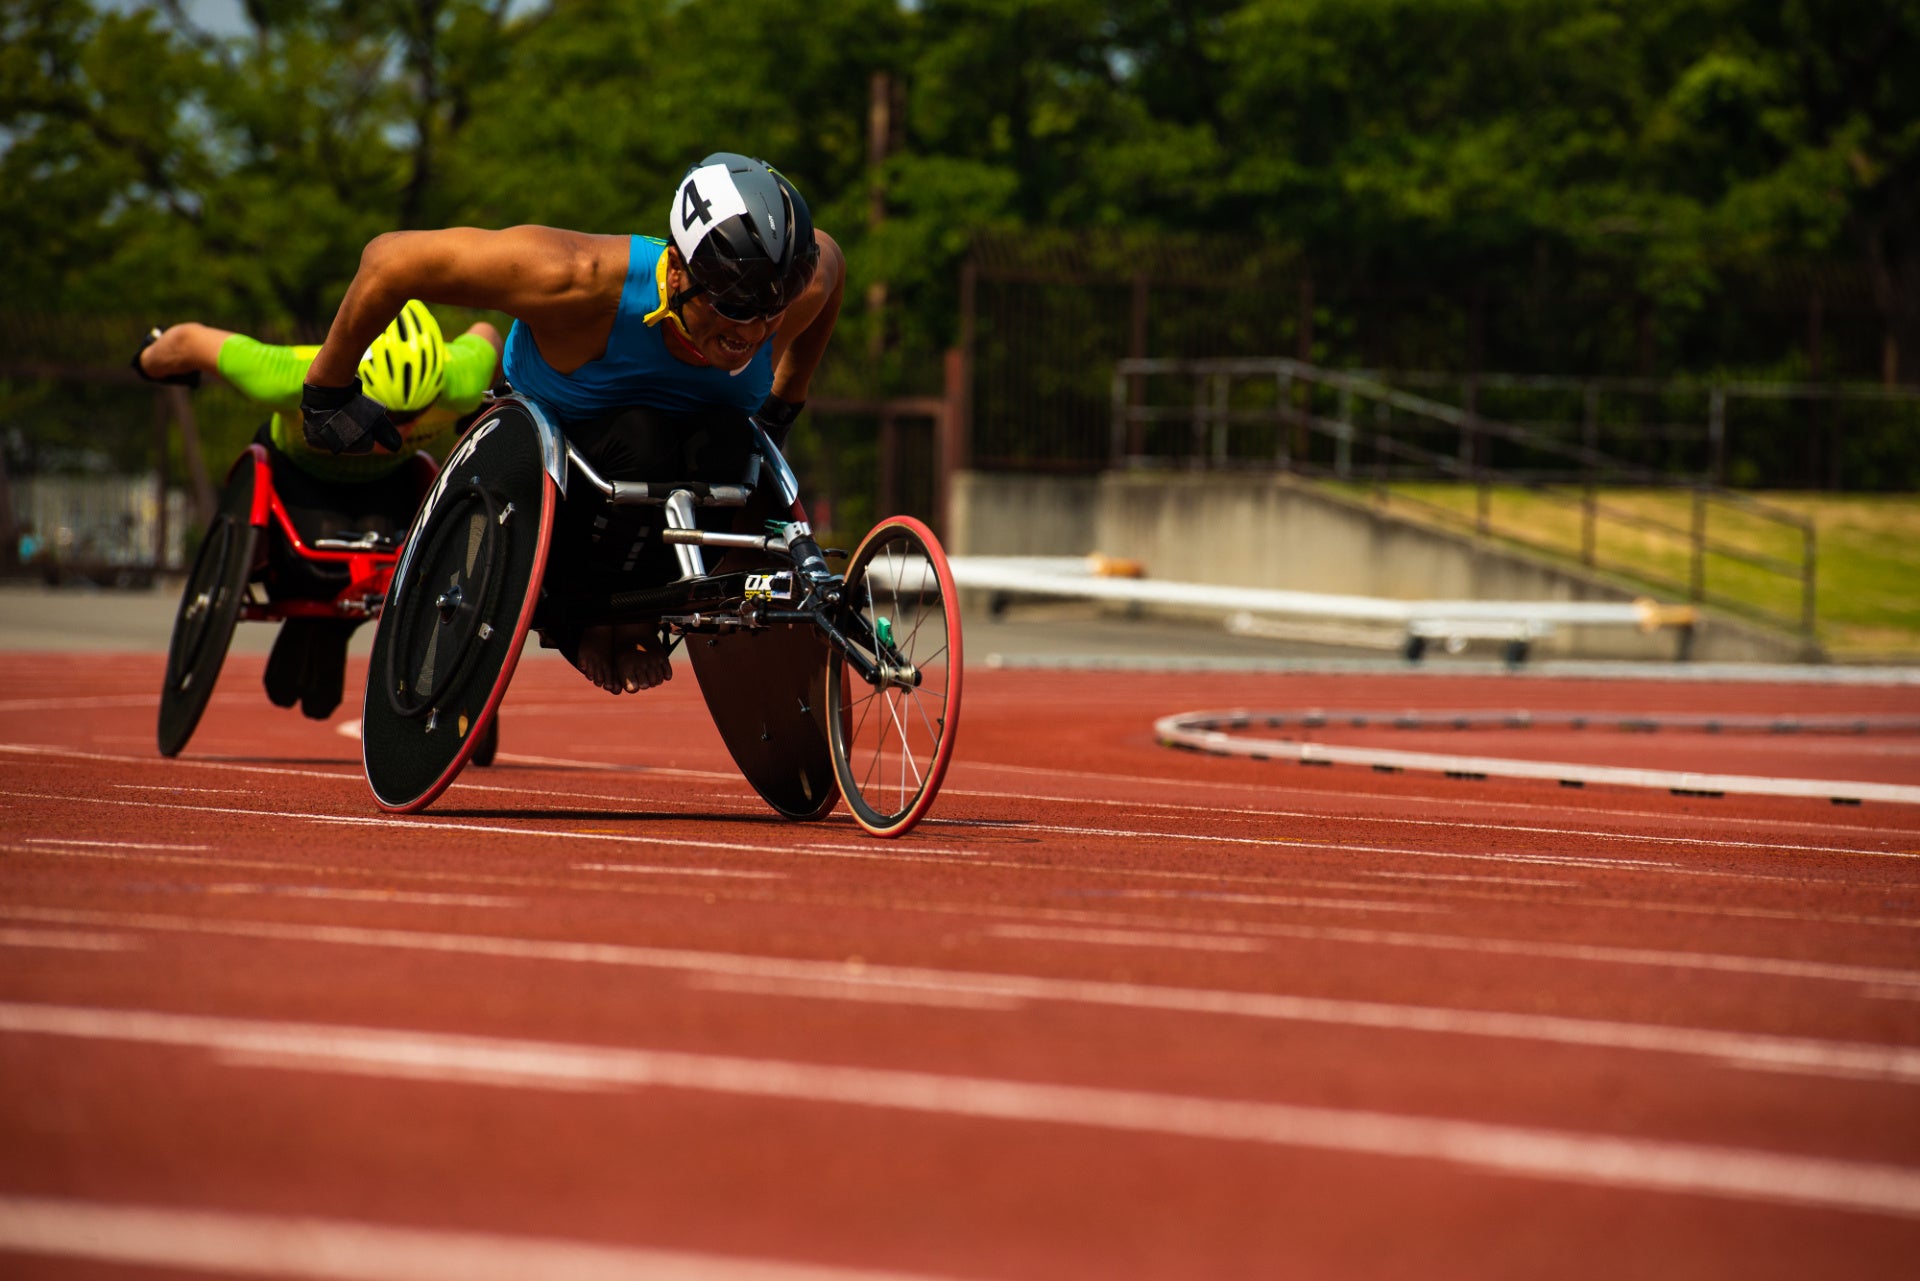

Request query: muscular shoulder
[
  {"left": 362, "top": 225, "right": 629, "bottom": 322},
  {"left": 489, "top": 227, "right": 630, "bottom": 318}
]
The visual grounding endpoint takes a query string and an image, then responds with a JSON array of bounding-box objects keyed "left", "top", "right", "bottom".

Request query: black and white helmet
[{"left": 669, "top": 153, "right": 818, "bottom": 321}]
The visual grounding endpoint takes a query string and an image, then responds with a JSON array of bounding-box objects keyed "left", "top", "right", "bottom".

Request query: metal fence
[
  {"left": 961, "top": 232, "right": 1913, "bottom": 489},
  {"left": 1352, "top": 372, "right": 1920, "bottom": 491},
  {"left": 1113, "top": 357, "right": 1818, "bottom": 637}
]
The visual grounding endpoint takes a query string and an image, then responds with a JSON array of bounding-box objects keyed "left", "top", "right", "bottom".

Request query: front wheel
[{"left": 826, "top": 516, "right": 963, "bottom": 837}]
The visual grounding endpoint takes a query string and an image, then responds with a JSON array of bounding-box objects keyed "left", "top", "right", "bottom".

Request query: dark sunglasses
[{"left": 684, "top": 283, "right": 786, "bottom": 324}]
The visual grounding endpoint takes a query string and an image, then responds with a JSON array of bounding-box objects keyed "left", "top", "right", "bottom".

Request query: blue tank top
[{"left": 502, "top": 236, "right": 774, "bottom": 426}]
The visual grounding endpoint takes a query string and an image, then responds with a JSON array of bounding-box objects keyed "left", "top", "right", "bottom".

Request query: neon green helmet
[{"left": 357, "top": 299, "right": 447, "bottom": 415}]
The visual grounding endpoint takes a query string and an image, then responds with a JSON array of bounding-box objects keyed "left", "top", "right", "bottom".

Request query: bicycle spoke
[{"left": 827, "top": 518, "right": 960, "bottom": 835}]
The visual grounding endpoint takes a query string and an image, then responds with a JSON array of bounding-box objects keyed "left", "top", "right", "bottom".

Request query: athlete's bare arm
[
  {"left": 136, "top": 323, "right": 236, "bottom": 380},
  {"left": 306, "top": 226, "right": 629, "bottom": 387},
  {"left": 769, "top": 230, "right": 846, "bottom": 404}
]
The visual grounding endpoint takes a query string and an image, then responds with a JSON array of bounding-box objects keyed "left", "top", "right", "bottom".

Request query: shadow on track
[{"left": 420, "top": 807, "right": 821, "bottom": 826}]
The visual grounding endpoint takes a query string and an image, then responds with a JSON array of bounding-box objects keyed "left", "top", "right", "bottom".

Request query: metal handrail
[{"left": 1112, "top": 357, "right": 1819, "bottom": 637}]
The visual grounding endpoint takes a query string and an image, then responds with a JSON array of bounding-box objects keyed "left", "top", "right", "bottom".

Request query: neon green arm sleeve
[
  {"left": 214, "top": 335, "right": 321, "bottom": 409},
  {"left": 437, "top": 332, "right": 500, "bottom": 413}
]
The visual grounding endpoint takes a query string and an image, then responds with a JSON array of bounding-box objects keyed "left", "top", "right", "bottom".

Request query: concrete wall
[{"left": 949, "top": 469, "right": 1810, "bottom": 662}]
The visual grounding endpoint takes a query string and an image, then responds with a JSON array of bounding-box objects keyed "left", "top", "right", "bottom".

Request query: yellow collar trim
[{"left": 640, "top": 247, "right": 694, "bottom": 344}]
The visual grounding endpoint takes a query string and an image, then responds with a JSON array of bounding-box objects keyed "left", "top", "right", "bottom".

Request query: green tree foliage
[{"left": 2, "top": 0, "right": 1914, "bottom": 383}]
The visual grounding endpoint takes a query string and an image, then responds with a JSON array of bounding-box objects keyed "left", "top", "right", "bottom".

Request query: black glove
[
  {"left": 302, "top": 376, "right": 403, "bottom": 455},
  {"left": 130, "top": 328, "right": 201, "bottom": 389},
  {"left": 750, "top": 394, "right": 804, "bottom": 448}
]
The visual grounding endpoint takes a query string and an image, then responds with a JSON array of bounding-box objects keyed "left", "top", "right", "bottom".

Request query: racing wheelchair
[
  {"left": 156, "top": 442, "right": 498, "bottom": 766},
  {"left": 357, "top": 394, "right": 962, "bottom": 838}
]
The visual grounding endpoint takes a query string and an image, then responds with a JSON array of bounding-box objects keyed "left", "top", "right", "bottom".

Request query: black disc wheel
[
  {"left": 826, "top": 516, "right": 964, "bottom": 837},
  {"left": 381, "top": 482, "right": 504, "bottom": 722},
  {"left": 361, "top": 401, "right": 553, "bottom": 812},
  {"left": 157, "top": 465, "right": 261, "bottom": 756}
]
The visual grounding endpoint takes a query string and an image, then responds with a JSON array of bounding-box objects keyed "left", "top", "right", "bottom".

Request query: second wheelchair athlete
[{"left": 135, "top": 303, "right": 502, "bottom": 718}]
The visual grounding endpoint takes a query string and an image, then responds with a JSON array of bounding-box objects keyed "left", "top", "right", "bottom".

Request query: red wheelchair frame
[
  {"left": 227, "top": 442, "right": 436, "bottom": 621},
  {"left": 159, "top": 440, "right": 500, "bottom": 762}
]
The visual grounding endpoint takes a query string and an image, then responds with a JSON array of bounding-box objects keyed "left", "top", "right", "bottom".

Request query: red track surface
[{"left": 3, "top": 651, "right": 1919, "bottom": 1279}]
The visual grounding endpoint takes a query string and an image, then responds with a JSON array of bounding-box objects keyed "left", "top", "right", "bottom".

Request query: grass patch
[{"left": 1324, "top": 482, "right": 1920, "bottom": 657}]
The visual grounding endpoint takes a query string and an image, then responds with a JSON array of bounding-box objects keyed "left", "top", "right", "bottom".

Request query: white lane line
[
  {"left": 0, "top": 1196, "right": 956, "bottom": 1281},
  {"left": 0, "top": 788, "right": 922, "bottom": 873},
  {"left": 112, "top": 784, "right": 255, "bottom": 795},
  {"left": 208, "top": 885, "right": 525, "bottom": 909},
  {"left": 4, "top": 1004, "right": 1918, "bottom": 1220},
  {"left": 2, "top": 907, "right": 1915, "bottom": 1085},
  {"left": 0, "top": 743, "right": 364, "bottom": 783},
  {"left": 24, "top": 838, "right": 212, "bottom": 852},
  {"left": 988, "top": 924, "right": 1268, "bottom": 953},
  {"left": 995, "top": 805, "right": 1915, "bottom": 863},
  {"left": 0, "top": 694, "right": 158, "bottom": 712},
  {"left": 7, "top": 785, "right": 1903, "bottom": 929},
  {"left": 962, "top": 760, "right": 1920, "bottom": 840},
  {"left": 11, "top": 741, "right": 1917, "bottom": 863},
  {"left": 1181, "top": 914, "right": 1920, "bottom": 991},
  {"left": 572, "top": 862, "right": 788, "bottom": 881},
  {"left": 27, "top": 832, "right": 1883, "bottom": 988},
  {"left": 1361, "top": 870, "right": 1578, "bottom": 887},
  {"left": 0, "top": 927, "right": 137, "bottom": 952},
  {"left": 0, "top": 787, "right": 1422, "bottom": 900},
  {"left": 0, "top": 818, "right": 1896, "bottom": 948},
  {"left": 685, "top": 974, "right": 1026, "bottom": 1011},
  {"left": 1008, "top": 818, "right": 1920, "bottom": 881},
  {"left": 949, "top": 784, "right": 1920, "bottom": 859}
]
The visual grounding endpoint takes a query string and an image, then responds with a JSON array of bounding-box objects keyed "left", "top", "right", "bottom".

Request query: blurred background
[{"left": 2, "top": 0, "right": 1916, "bottom": 658}]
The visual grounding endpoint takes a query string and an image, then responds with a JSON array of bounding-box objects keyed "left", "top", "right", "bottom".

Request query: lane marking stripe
[
  {"left": 3, "top": 907, "right": 1915, "bottom": 1084},
  {"left": 6, "top": 742, "right": 1916, "bottom": 861},
  {"left": 988, "top": 924, "right": 1267, "bottom": 953},
  {"left": 3, "top": 1004, "right": 1918, "bottom": 1219},
  {"left": 0, "top": 1196, "right": 954, "bottom": 1281},
  {"left": 0, "top": 928, "right": 137, "bottom": 953},
  {"left": 967, "top": 760, "right": 1920, "bottom": 840},
  {"left": 7, "top": 785, "right": 1914, "bottom": 921},
  {"left": 10, "top": 841, "right": 1910, "bottom": 1000}
]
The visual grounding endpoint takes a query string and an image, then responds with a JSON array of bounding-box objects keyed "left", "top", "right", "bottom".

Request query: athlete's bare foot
[{"left": 575, "top": 623, "right": 672, "bottom": 694}]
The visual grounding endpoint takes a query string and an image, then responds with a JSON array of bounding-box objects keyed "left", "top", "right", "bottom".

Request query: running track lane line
[
  {"left": 3, "top": 1003, "right": 1918, "bottom": 1220},
  {"left": 12, "top": 849, "right": 1917, "bottom": 993},
  {"left": 0, "top": 1196, "right": 960, "bottom": 1281},
  {"left": 9, "top": 743, "right": 1917, "bottom": 860},
  {"left": 5, "top": 781, "right": 1915, "bottom": 884},
  {"left": 3, "top": 909, "right": 1915, "bottom": 1084}
]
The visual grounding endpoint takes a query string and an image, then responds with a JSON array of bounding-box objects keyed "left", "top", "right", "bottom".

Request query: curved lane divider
[{"left": 1155, "top": 709, "right": 1920, "bottom": 807}]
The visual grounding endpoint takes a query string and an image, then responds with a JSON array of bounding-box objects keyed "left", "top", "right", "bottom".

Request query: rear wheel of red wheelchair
[
  {"left": 362, "top": 402, "right": 553, "bottom": 811},
  {"left": 157, "top": 464, "right": 260, "bottom": 756},
  {"left": 826, "top": 516, "right": 964, "bottom": 837}
]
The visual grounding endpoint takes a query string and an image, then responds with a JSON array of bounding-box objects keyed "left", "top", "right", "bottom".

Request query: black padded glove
[
  {"left": 130, "top": 328, "right": 201, "bottom": 389},
  {"left": 750, "top": 394, "right": 804, "bottom": 448},
  {"left": 302, "top": 377, "right": 403, "bottom": 455}
]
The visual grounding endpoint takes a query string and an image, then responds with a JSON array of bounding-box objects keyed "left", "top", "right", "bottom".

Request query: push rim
[{"left": 827, "top": 516, "right": 963, "bottom": 837}]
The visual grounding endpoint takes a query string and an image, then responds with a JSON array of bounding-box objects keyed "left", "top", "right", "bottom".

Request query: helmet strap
[{"left": 641, "top": 248, "right": 710, "bottom": 364}]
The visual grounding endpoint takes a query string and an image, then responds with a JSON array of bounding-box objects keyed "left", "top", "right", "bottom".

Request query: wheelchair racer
[
  {"left": 135, "top": 304, "right": 503, "bottom": 718},
  {"left": 296, "top": 152, "right": 845, "bottom": 697}
]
